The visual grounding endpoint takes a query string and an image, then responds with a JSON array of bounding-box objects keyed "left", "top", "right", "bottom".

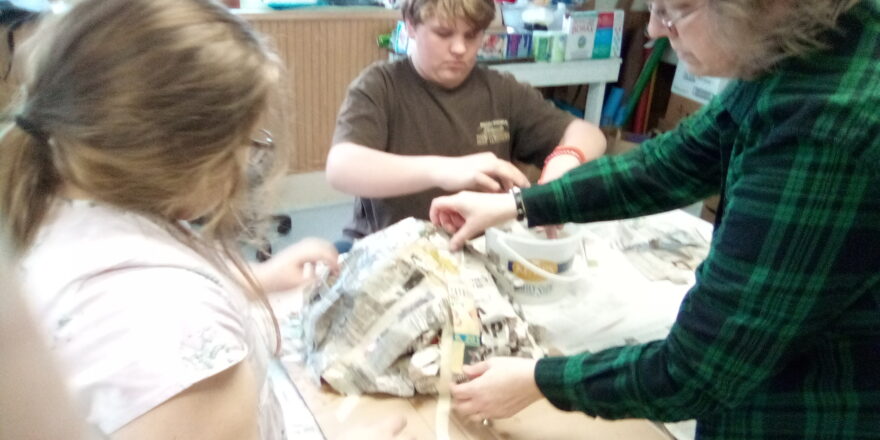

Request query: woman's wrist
[{"left": 508, "top": 187, "right": 528, "bottom": 226}]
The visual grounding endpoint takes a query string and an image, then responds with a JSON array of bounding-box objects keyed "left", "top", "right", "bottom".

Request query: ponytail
[{"left": 0, "top": 116, "right": 59, "bottom": 254}]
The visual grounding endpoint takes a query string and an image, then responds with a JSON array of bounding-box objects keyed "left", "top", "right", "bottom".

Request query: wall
[{"left": 241, "top": 8, "right": 399, "bottom": 173}]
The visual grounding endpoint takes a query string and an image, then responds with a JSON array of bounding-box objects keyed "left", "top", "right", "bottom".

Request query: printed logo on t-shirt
[{"left": 476, "top": 119, "right": 510, "bottom": 146}]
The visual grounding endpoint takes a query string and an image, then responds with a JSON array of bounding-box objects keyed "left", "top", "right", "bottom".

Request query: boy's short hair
[{"left": 401, "top": 0, "right": 495, "bottom": 31}]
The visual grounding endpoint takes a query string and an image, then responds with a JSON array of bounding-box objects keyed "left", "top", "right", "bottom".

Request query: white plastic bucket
[{"left": 485, "top": 222, "right": 585, "bottom": 286}]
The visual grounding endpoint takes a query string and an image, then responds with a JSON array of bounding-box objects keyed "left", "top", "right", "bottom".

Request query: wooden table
[
  {"left": 285, "top": 361, "right": 673, "bottom": 440},
  {"left": 280, "top": 210, "right": 710, "bottom": 439}
]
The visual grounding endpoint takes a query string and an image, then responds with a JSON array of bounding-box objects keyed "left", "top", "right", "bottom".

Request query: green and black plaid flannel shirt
[{"left": 522, "top": 1, "right": 880, "bottom": 438}]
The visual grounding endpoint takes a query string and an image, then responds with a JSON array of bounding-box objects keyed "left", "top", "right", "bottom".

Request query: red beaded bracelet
[{"left": 543, "top": 145, "right": 586, "bottom": 166}]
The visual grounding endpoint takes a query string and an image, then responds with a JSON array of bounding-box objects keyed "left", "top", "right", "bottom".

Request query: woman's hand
[
  {"left": 252, "top": 238, "right": 338, "bottom": 293},
  {"left": 450, "top": 357, "right": 542, "bottom": 422},
  {"left": 429, "top": 191, "right": 519, "bottom": 251}
]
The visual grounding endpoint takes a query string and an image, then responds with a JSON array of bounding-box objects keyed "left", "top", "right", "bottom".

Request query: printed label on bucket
[{"left": 507, "top": 259, "right": 573, "bottom": 282}]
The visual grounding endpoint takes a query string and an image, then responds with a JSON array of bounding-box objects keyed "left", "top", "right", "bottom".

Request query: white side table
[{"left": 488, "top": 58, "right": 622, "bottom": 125}]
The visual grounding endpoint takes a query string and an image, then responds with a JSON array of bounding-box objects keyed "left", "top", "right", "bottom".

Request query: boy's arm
[{"left": 326, "top": 142, "right": 530, "bottom": 197}]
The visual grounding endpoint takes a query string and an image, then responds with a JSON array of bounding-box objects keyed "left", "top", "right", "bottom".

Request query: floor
[
  {"left": 280, "top": 202, "right": 353, "bottom": 245},
  {"left": 249, "top": 172, "right": 353, "bottom": 258},
  {"left": 246, "top": 202, "right": 351, "bottom": 261}
]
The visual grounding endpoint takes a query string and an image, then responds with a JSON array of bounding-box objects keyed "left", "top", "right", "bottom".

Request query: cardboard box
[
  {"left": 605, "top": 130, "right": 642, "bottom": 155},
  {"left": 506, "top": 33, "right": 533, "bottom": 59},
  {"left": 593, "top": 10, "right": 624, "bottom": 58},
  {"left": 563, "top": 10, "right": 624, "bottom": 60},
  {"left": 562, "top": 11, "right": 598, "bottom": 61},
  {"left": 478, "top": 32, "right": 508, "bottom": 60},
  {"left": 532, "top": 30, "right": 554, "bottom": 62},
  {"left": 515, "top": 129, "right": 640, "bottom": 182},
  {"left": 671, "top": 64, "right": 730, "bottom": 105},
  {"left": 662, "top": 93, "right": 704, "bottom": 130},
  {"left": 391, "top": 21, "right": 413, "bottom": 55}
]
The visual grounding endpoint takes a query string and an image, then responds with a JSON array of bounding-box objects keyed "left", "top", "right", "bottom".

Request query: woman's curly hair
[{"left": 708, "top": 0, "right": 861, "bottom": 78}]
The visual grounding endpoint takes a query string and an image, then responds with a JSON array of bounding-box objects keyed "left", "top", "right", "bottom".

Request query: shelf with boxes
[
  {"left": 390, "top": 9, "right": 624, "bottom": 63},
  {"left": 488, "top": 58, "right": 621, "bottom": 124},
  {"left": 479, "top": 9, "right": 624, "bottom": 63}
]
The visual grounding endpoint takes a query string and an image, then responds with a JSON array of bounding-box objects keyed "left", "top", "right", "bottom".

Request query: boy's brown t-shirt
[{"left": 332, "top": 58, "right": 574, "bottom": 239}]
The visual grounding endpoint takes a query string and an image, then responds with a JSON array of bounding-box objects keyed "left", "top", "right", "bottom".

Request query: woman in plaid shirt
[{"left": 430, "top": 0, "right": 880, "bottom": 438}]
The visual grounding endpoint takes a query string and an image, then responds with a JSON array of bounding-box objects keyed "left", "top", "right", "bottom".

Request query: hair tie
[{"left": 14, "top": 114, "right": 49, "bottom": 144}]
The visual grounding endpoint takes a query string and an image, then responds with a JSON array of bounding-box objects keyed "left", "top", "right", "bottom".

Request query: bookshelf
[{"left": 487, "top": 58, "right": 622, "bottom": 124}]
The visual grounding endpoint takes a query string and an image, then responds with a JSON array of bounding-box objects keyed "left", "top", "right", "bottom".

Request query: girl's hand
[{"left": 253, "top": 238, "right": 338, "bottom": 293}]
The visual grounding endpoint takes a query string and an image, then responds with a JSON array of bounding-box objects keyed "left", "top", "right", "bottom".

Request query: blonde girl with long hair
[{"left": 0, "top": 0, "right": 410, "bottom": 438}]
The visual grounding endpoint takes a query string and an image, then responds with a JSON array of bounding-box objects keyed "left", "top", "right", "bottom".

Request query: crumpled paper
[
  {"left": 301, "top": 218, "right": 540, "bottom": 397},
  {"left": 610, "top": 217, "right": 710, "bottom": 284}
]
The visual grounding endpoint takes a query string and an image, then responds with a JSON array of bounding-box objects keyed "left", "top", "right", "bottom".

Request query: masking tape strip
[{"left": 436, "top": 316, "right": 453, "bottom": 440}]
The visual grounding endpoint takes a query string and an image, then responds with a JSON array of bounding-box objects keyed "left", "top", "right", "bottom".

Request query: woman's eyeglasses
[{"left": 647, "top": 1, "right": 704, "bottom": 35}]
